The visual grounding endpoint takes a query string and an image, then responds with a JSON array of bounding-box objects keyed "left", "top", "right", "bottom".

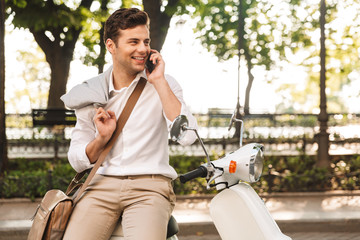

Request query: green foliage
[
  {"left": 79, "top": 0, "right": 116, "bottom": 70},
  {"left": 275, "top": 1, "right": 360, "bottom": 113},
  {"left": 0, "top": 158, "right": 76, "bottom": 200},
  {"left": 2, "top": 154, "right": 360, "bottom": 199},
  {"left": 176, "top": 0, "right": 301, "bottom": 66},
  {"left": 5, "top": 114, "right": 33, "bottom": 128},
  {"left": 170, "top": 155, "right": 218, "bottom": 195},
  {"left": 5, "top": 0, "right": 98, "bottom": 108},
  {"left": 6, "top": 0, "right": 86, "bottom": 31},
  {"left": 176, "top": 0, "right": 360, "bottom": 114},
  {"left": 255, "top": 154, "right": 360, "bottom": 193},
  {"left": 257, "top": 155, "right": 331, "bottom": 193},
  {"left": 171, "top": 155, "right": 206, "bottom": 194}
]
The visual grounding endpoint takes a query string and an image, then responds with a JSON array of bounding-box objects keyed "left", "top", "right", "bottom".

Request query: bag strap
[{"left": 69, "top": 77, "right": 147, "bottom": 203}]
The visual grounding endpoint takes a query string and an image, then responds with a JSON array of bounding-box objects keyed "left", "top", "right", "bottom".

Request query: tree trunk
[
  {"left": 244, "top": 61, "right": 254, "bottom": 115},
  {"left": 237, "top": 0, "right": 253, "bottom": 116},
  {"left": 0, "top": 0, "right": 8, "bottom": 174},
  {"left": 234, "top": 0, "right": 245, "bottom": 138},
  {"left": 47, "top": 52, "right": 72, "bottom": 108},
  {"left": 96, "top": 0, "right": 109, "bottom": 74},
  {"left": 97, "top": 23, "right": 106, "bottom": 74},
  {"left": 31, "top": 26, "right": 81, "bottom": 109},
  {"left": 28, "top": 0, "right": 93, "bottom": 109},
  {"left": 317, "top": 0, "right": 330, "bottom": 168},
  {"left": 143, "top": 0, "right": 178, "bottom": 51}
]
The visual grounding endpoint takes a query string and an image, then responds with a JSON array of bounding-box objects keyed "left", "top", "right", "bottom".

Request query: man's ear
[{"left": 105, "top": 38, "right": 115, "bottom": 54}]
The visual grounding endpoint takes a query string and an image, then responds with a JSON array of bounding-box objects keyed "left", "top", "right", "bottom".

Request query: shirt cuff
[
  {"left": 165, "top": 103, "right": 187, "bottom": 130},
  {"left": 167, "top": 104, "right": 197, "bottom": 146},
  {"left": 68, "top": 143, "right": 94, "bottom": 173}
]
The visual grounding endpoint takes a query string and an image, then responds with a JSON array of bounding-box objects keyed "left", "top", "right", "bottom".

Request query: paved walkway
[
  {"left": 180, "top": 232, "right": 360, "bottom": 240},
  {"left": 174, "top": 191, "right": 360, "bottom": 222},
  {"left": 1, "top": 191, "right": 360, "bottom": 239}
]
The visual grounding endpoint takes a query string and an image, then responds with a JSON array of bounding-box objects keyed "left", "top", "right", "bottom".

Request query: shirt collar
[{"left": 109, "top": 70, "right": 147, "bottom": 95}]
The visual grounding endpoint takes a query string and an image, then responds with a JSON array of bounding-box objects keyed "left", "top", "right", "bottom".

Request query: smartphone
[{"left": 146, "top": 53, "right": 156, "bottom": 73}]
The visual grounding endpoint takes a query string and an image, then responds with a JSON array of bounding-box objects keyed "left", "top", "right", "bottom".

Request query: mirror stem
[
  {"left": 228, "top": 110, "right": 244, "bottom": 147},
  {"left": 237, "top": 119, "right": 243, "bottom": 147},
  {"left": 183, "top": 126, "right": 212, "bottom": 167}
]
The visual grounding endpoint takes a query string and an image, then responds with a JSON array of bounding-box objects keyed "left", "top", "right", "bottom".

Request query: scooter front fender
[{"left": 210, "top": 182, "right": 292, "bottom": 240}]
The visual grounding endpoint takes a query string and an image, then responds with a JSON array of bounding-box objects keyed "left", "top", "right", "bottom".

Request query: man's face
[{"left": 107, "top": 25, "right": 151, "bottom": 75}]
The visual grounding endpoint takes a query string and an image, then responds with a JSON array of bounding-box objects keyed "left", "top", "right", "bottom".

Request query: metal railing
[
  {"left": 5, "top": 111, "right": 360, "bottom": 159},
  {"left": 7, "top": 137, "right": 360, "bottom": 160}
]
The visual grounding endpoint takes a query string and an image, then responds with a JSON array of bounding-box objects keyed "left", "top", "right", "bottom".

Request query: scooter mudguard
[{"left": 210, "top": 183, "right": 292, "bottom": 240}]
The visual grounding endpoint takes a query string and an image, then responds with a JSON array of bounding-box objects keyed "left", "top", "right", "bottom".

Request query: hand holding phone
[{"left": 146, "top": 53, "right": 156, "bottom": 73}]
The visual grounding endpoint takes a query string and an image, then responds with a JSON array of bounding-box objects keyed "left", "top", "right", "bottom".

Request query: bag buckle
[{"left": 71, "top": 177, "right": 80, "bottom": 184}]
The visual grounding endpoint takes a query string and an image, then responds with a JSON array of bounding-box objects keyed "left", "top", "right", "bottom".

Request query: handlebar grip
[{"left": 179, "top": 166, "right": 208, "bottom": 183}]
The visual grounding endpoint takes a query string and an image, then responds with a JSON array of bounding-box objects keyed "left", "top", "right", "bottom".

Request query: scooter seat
[{"left": 167, "top": 215, "right": 179, "bottom": 238}]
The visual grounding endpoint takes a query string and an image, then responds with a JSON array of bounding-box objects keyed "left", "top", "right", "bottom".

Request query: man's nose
[{"left": 138, "top": 42, "right": 148, "bottom": 53}]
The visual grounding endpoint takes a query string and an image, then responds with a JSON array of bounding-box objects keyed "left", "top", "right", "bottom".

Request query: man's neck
[{"left": 112, "top": 65, "right": 138, "bottom": 90}]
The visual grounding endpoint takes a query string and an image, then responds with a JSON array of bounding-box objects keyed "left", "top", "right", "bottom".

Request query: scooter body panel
[
  {"left": 109, "top": 219, "right": 123, "bottom": 239},
  {"left": 210, "top": 182, "right": 292, "bottom": 240},
  {"left": 109, "top": 224, "right": 178, "bottom": 240},
  {"left": 109, "top": 217, "right": 179, "bottom": 240}
]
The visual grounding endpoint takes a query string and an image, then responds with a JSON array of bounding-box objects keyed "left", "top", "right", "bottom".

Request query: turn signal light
[{"left": 229, "top": 160, "right": 237, "bottom": 173}]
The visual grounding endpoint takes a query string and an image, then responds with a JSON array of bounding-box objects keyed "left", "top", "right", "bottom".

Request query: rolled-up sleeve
[
  {"left": 165, "top": 74, "right": 198, "bottom": 146},
  {"left": 67, "top": 106, "right": 96, "bottom": 172}
]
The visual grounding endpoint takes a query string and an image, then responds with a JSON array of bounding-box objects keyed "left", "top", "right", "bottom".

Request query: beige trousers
[{"left": 63, "top": 174, "right": 176, "bottom": 240}]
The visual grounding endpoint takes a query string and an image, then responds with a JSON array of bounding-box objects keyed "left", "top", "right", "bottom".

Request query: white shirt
[{"left": 67, "top": 71, "right": 197, "bottom": 179}]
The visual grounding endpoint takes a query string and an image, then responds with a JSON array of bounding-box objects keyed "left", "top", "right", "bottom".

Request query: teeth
[{"left": 133, "top": 57, "right": 144, "bottom": 60}]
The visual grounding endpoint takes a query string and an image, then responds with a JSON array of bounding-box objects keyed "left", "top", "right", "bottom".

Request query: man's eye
[{"left": 130, "top": 41, "right": 138, "bottom": 45}]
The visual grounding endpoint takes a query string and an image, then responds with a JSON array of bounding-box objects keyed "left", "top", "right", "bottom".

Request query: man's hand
[
  {"left": 145, "top": 50, "right": 181, "bottom": 122},
  {"left": 146, "top": 50, "right": 166, "bottom": 85},
  {"left": 93, "top": 107, "right": 116, "bottom": 145}
]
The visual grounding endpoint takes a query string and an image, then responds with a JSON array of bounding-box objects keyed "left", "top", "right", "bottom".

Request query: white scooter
[{"left": 110, "top": 112, "right": 291, "bottom": 240}]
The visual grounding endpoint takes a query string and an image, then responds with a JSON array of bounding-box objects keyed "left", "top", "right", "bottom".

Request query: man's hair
[{"left": 104, "top": 8, "right": 150, "bottom": 44}]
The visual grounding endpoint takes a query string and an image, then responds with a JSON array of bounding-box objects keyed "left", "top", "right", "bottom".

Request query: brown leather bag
[
  {"left": 27, "top": 78, "right": 147, "bottom": 240},
  {"left": 28, "top": 190, "right": 73, "bottom": 240}
]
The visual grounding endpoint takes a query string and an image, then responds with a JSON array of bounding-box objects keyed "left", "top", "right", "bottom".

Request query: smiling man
[{"left": 61, "top": 8, "right": 197, "bottom": 240}]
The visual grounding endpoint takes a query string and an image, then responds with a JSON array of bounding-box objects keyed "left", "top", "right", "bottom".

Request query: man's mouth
[{"left": 132, "top": 56, "right": 145, "bottom": 62}]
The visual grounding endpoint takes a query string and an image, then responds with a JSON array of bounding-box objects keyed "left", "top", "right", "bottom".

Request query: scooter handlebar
[{"left": 179, "top": 166, "right": 208, "bottom": 183}]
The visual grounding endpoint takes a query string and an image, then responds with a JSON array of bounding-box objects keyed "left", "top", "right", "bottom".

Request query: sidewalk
[
  {"left": 180, "top": 232, "right": 360, "bottom": 240},
  {"left": 1, "top": 190, "right": 360, "bottom": 239},
  {"left": 174, "top": 190, "right": 360, "bottom": 233}
]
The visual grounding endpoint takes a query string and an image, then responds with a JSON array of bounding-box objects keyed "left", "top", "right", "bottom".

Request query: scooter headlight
[
  {"left": 249, "top": 145, "right": 264, "bottom": 182},
  {"left": 211, "top": 143, "right": 265, "bottom": 189}
]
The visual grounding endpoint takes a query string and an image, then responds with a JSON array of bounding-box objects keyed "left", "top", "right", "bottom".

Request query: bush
[
  {"left": 170, "top": 155, "right": 218, "bottom": 195},
  {"left": 1, "top": 154, "right": 360, "bottom": 199},
  {"left": 256, "top": 154, "right": 358, "bottom": 193},
  {"left": 0, "top": 158, "right": 76, "bottom": 200}
]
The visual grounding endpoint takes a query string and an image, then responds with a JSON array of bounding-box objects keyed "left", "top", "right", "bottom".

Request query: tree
[
  {"left": 81, "top": 0, "right": 182, "bottom": 73},
  {"left": 80, "top": 0, "right": 110, "bottom": 74},
  {"left": 0, "top": 0, "right": 7, "bottom": 174},
  {"left": 6, "top": 0, "right": 95, "bottom": 108},
  {"left": 6, "top": 0, "right": 184, "bottom": 108},
  {"left": 6, "top": 47, "right": 50, "bottom": 110},
  {"left": 82, "top": 0, "right": 182, "bottom": 72},
  {"left": 179, "top": 0, "right": 360, "bottom": 115},
  {"left": 179, "top": 0, "right": 303, "bottom": 115},
  {"left": 143, "top": 0, "right": 180, "bottom": 52},
  {"left": 275, "top": 1, "right": 360, "bottom": 113}
]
